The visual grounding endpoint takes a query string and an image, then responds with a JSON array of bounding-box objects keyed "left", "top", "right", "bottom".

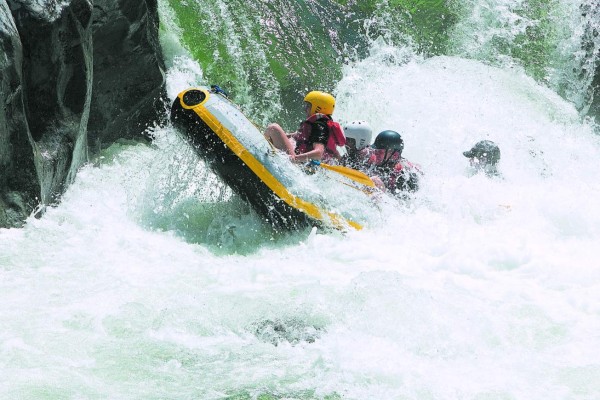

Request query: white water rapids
[{"left": 1, "top": 42, "right": 600, "bottom": 399}]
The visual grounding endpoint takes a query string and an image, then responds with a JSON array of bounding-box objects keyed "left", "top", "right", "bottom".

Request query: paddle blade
[{"left": 318, "top": 162, "right": 375, "bottom": 187}]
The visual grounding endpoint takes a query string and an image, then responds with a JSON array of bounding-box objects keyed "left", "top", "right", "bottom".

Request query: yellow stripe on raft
[{"left": 178, "top": 90, "right": 362, "bottom": 231}]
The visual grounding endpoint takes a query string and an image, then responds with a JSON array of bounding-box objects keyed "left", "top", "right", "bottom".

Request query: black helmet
[
  {"left": 373, "top": 130, "right": 404, "bottom": 153},
  {"left": 463, "top": 140, "right": 500, "bottom": 166}
]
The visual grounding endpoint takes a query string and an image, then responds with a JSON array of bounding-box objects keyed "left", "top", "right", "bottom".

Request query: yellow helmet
[{"left": 304, "top": 91, "right": 335, "bottom": 115}]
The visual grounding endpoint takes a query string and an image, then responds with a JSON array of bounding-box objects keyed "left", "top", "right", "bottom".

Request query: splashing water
[
  {"left": 2, "top": 0, "right": 600, "bottom": 399},
  {"left": 447, "top": 0, "right": 600, "bottom": 115}
]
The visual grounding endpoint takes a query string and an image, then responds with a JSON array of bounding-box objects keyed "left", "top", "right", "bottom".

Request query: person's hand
[
  {"left": 371, "top": 176, "right": 386, "bottom": 191},
  {"left": 289, "top": 153, "right": 297, "bottom": 163}
]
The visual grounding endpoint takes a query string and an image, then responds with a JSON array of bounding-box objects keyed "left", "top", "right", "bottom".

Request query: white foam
[{"left": 1, "top": 36, "right": 600, "bottom": 400}]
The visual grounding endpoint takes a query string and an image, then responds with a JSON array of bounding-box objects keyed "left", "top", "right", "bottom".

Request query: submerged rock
[{"left": 251, "top": 317, "right": 324, "bottom": 346}]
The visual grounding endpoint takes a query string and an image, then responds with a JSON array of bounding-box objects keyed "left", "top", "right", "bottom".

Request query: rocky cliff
[{"left": 0, "top": 0, "right": 165, "bottom": 228}]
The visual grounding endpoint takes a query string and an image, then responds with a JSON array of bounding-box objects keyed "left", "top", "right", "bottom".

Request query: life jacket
[
  {"left": 294, "top": 114, "right": 346, "bottom": 161},
  {"left": 366, "top": 150, "right": 423, "bottom": 193},
  {"left": 387, "top": 159, "right": 423, "bottom": 193}
]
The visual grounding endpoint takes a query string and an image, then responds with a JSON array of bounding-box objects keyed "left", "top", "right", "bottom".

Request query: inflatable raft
[{"left": 170, "top": 87, "right": 374, "bottom": 231}]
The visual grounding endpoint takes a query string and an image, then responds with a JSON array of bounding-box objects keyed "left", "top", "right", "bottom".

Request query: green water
[
  {"left": 162, "top": 0, "right": 462, "bottom": 127},
  {"left": 161, "top": 0, "right": 599, "bottom": 125}
]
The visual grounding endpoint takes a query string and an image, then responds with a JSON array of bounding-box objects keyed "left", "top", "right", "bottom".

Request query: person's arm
[
  {"left": 264, "top": 123, "right": 296, "bottom": 155},
  {"left": 293, "top": 143, "right": 325, "bottom": 163},
  {"left": 370, "top": 175, "right": 386, "bottom": 191}
]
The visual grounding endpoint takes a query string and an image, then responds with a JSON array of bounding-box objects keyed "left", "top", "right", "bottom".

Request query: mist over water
[
  {"left": 446, "top": 0, "right": 600, "bottom": 115},
  {"left": 2, "top": 0, "right": 600, "bottom": 398}
]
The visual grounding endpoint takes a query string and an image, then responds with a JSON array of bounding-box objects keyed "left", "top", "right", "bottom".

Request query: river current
[{"left": 2, "top": 0, "right": 600, "bottom": 399}]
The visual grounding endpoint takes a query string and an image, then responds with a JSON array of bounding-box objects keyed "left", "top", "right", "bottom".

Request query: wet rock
[
  {"left": 0, "top": 0, "right": 37, "bottom": 224},
  {"left": 12, "top": 0, "right": 94, "bottom": 206},
  {"left": 88, "top": 0, "right": 167, "bottom": 148},
  {"left": 0, "top": 0, "right": 166, "bottom": 228},
  {"left": 0, "top": 192, "right": 28, "bottom": 227}
]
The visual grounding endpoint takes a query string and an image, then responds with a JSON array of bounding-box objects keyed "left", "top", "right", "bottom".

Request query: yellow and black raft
[{"left": 170, "top": 87, "right": 375, "bottom": 231}]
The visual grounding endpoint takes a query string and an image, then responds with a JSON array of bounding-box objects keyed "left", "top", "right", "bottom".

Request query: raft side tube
[
  {"left": 170, "top": 88, "right": 363, "bottom": 231},
  {"left": 170, "top": 89, "right": 314, "bottom": 230}
]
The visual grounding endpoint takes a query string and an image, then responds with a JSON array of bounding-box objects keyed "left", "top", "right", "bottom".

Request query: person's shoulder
[
  {"left": 311, "top": 113, "right": 331, "bottom": 122},
  {"left": 311, "top": 117, "right": 329, "bottom": 132}
]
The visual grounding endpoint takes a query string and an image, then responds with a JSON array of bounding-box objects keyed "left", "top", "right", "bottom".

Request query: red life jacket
[
  {"left": 294, "top": 114, "right": 346, "bottom": 161},
  {"left": 366, "top": 149, "right": 423, "bottom": 192},
  {"left": 386, "top": 158, "right": 423, "bottom": 190}
]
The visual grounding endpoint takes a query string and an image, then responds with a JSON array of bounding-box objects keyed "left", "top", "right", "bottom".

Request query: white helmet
[{"left": 344, "top": 120, "right": 373, "bottom": 150}]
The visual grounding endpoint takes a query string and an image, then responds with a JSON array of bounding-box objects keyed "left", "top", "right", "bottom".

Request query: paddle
[{"left": 310, "top": 160, "right": 375, "bottom": 187}]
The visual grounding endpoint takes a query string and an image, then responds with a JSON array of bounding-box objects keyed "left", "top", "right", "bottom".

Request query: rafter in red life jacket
[{"left": 294, "top": 113, "right": 346, "bottom": 161}]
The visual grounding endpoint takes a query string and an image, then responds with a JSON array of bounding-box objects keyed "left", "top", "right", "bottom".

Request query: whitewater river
[{"left": 3, "top": 5, "right": 600, "bottom": 400}]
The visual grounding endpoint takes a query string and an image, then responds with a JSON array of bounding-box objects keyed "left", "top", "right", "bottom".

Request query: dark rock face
[
  {"left": 15, "top": 0, "right": 94, "bottom": 209},
  {"left": 88, "top": 0, "right": 167, "bottom": 148},
  {"left": 0, "top": 0, "right": 165, "bottom": 228},
  {"left": 0, "top": 0, "right": 36, "bottom": 227}
]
